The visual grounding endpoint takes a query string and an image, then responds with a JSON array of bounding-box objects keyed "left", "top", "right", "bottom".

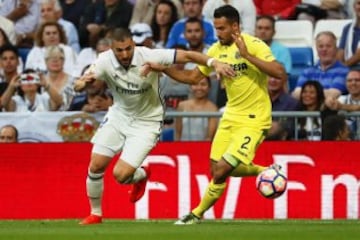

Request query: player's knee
[{"left": 89, "top": 162, "right": 106, "bottom": 173}]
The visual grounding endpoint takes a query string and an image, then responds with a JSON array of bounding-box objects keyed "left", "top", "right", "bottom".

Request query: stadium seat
[
  {"left": 313, "top": 19, "right": 352, "bottom": 61},
  {"left": 288, "top": 47, "right": 314, "bottom": 92},
  {"left": 274, "top": 20, "right": 313, "bottom": 47},
  {"left": 18, "top": 48, "right": 31, "bottom": 64}
]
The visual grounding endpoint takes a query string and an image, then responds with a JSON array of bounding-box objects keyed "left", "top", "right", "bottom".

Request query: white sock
[
  {"left": 132, "top": 167, "right": 146, "bottom": 183},
  {"left": 86, "top": 171, "right": 104, "bottom": 216},
  {"left": 124, "top": 167, "right": 146, "bottom": 184}
]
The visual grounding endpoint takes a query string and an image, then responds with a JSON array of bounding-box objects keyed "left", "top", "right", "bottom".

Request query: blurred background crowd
[{"left": 0, "top": 0, "right": 360, "bottom": 142}]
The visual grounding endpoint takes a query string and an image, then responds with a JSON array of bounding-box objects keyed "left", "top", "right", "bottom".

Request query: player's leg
[
  {"left": 113, "top": 119, "right": 161, "bottom": 203},
  {"left": 80, "top": 146, "right": 115, "bottom": 225},
  {"left": 175, "top": 121, "right": 231, "bottom": 224},
  {"left": 190, "top": 158, "right": 234, "bottom": 219},
  {"left": 80, "top": 116, "right": 124, "bottom": 225}
]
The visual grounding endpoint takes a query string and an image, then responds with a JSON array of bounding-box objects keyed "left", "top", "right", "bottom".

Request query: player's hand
[
  {"left": 232, "top": 33, "right": 249, "bottom": 59},
  {"left": 74, "top": 73, "right": 96, "bottom": 92},
  {"left": 140, "top": 62, "right": 167, "bottom": 77},
  {"left": 212, "top": 60, "right": 235, "bottom": 79}
]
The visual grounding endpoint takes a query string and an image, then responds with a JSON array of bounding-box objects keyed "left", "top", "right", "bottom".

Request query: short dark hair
[
  {"left": 213, "top": 5, "right": 240, "bottom": 24},
  {"left": 112, "top": 28, "right": 133, "bottom": 42},
  {"left": 185, "top": 17, "right": 203, "bottom": 29},
  {"left": 322, "top": 115, "right": 347, "bottom": 140},
  {"left": 0, "top": 44, "right": 19, "bottom": 57},
  {"left": 256, "top": 15, "right": 276, "bottom": 29}
]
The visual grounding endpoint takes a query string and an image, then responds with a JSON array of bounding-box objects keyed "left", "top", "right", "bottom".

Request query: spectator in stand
[
  {"left": 130, "top": 0, "right": 182, "bottom": 26},
  {"left": 255, "top": 15, "right": 292, "bottom": 75},
  {"left": 265, "top": 121, "right": 289, "bottom": 141},
  {"left": 325, "top": 69, "right": 360, "bottom": 139},
  {"left": 0, "top": 45, "right": 21, "bottom": 99},
  {"left": 59, "top": 0, "right": 92, "bottom": 30},
  {"left": 254, "top": 0, "right": 301, "bottom": 20},
  {"left": 0, "top": 33, "right": 24, "bottom": 74},
  {"left": 292, "top": 31, "right": 349, "bottom": 100},
  {"left": 40, "top": 0, "right": 81, "bottom": 53},
  {"left": 0, "top": 16, "right": 17, "bottom": 45},
  {"left": 42, "top": 45, "right": 75, "bottom": 110},
  {"left": 0, "top": 124, "right": 18, "bottom": 143},
  {"left": 296, "top": 80, "right": 327, "bottom": 141},
  {"left": 0, "top": 0, "right": 41, "bottom": 47},
  {"left": 337, "top": 0, "right": 360, "bottom": 68},
  {"left": 78, "top": 0, "right": 133, "bottom": 48},
  {"left": 267, "top": 76, "right": 298, "bottom": 140},
  {"left": 73, "top": 38, "right": 112, "bottom": 78},
  {"left": 130, "top": 23, "right": 155, "bottom": 48},
  {"left": 202, "top": 0, "right": 256, "bottom": 35},
  {"left": 25, "top": 22, "right": 77, "bottom": 76},
  {"left": 175, "top": 77, "right": 218, "bottom": 141},
  {"left": 295, "top": 0, "right": 347, "bottom": 26},
  {"left": 183, "top": 17, "right": 218, "bottom": 104},
  {"left": 1, "top": 69, "right": 63, "bottom": 112},
  {"left": 166, "top": 0, "right": 217, "bottom": 48},
  {"left": 269, "top": 76, "right": 298, "bottom": 112},
  {"left": 322, "top": 114, "right": 351, "bottom": 140},
  {"left": 150, "top": 0, "right": 179, "bottom": 49}
]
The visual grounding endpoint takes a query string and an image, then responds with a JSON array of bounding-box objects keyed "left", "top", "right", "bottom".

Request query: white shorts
[{"left": 91, "top": 110, "right": 162, "bottom": 168}]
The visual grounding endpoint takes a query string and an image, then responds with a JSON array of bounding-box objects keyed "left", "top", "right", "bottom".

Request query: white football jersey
[{"left": 94, "top": 47, "right": 176, "bottom": 121}]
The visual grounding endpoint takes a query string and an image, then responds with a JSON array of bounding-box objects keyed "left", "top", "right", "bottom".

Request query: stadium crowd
[{"left": 0, "top": 0, "right": 359, "bottom": 141}]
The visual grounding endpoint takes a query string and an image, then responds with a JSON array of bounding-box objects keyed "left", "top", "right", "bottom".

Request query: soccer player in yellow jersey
[{"left": 146, "top": 5, "right": 286, "bottom": 224}]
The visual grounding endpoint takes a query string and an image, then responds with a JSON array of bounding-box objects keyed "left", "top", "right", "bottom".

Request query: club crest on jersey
[{"left": 235, "top": 51, "right": 241, "bottom": 59}]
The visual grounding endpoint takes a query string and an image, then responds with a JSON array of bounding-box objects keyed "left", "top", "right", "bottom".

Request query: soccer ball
[{"left": 256, "top": 167, "right": 287, "bottom": 199}]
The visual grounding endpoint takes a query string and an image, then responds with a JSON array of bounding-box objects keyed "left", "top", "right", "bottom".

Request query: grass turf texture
[{"left": 0, "top": 220, "right": 359, "bottom": 240}]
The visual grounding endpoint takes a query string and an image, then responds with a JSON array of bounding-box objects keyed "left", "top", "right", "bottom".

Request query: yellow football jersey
[{"left": 199, "top": 33, "right": 274, "bottom": 128}]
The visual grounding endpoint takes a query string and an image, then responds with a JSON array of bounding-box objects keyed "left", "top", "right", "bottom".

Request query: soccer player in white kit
[{"left": 74, "top": 28, "right": 234, "bottom": 225}]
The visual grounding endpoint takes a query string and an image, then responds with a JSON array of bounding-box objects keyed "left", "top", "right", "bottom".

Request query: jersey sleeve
[{"left": 146, "top": 48, "right": 176, "bottom": 65}]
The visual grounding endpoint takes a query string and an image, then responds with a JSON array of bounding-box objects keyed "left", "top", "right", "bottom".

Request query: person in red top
[{"left": 254, "top": 0, "right": 301, "bottom": 20}]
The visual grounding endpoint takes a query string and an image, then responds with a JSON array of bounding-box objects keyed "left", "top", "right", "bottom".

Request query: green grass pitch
[{"left": 0, "top": 219, "right": 359, "bottom": 240}]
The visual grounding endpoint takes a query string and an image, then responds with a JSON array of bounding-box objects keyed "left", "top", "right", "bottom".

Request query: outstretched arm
[{"left": 175, "top": 49, "right": 235, "bottom": 80}]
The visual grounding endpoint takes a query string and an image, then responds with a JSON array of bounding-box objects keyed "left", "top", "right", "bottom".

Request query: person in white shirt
[
  {"left": 0, "top": 0, "right": 40, "bottom": 45},
  {"left": 25, "top": 22, "right": 77, "bottom": 75},
  {"left": 40, "top": 0, "right": 81, "bottom": 53},
  {"left": 74, "top": 27, "right": 234, "bottom": 225},
  {"left": 1, "top": 69, "right": 63, "bottom": 112}
]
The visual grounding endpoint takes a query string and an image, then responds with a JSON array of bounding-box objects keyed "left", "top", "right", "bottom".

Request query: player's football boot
[
  {"left": 79, "top": 214, "right": 102, "bottom": 225},
  {"left": 174, "top": 213, "right": 201, "bottom": 225},
  {"left": 129, "top": 166, "right": 151, "bottom": 203}
]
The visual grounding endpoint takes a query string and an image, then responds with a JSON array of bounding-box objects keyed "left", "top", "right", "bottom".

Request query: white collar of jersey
[{"left": 110, "top": 47, "right": 140, "bottom": 70}]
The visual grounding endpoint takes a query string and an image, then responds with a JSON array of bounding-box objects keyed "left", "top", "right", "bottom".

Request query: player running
[
  {"left": 74, "top": 28, "right": 234, "bottom": 225},
  {"left": 145, "top": 5, "right": 286, "bottom": 224}
]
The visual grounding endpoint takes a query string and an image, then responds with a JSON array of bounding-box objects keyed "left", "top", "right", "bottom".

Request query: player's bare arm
[
  {"left": 144, "top": 62, "right": 205, "bottom": 85},
  {"left": 73, "top": 72, "right": 97, "bottom": 92},
  {"left": 175, "top": 49, "right": 235, "bottom": 79},
  {"left": 232, "top": 33, "right": 286, "bottom": 80}
]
